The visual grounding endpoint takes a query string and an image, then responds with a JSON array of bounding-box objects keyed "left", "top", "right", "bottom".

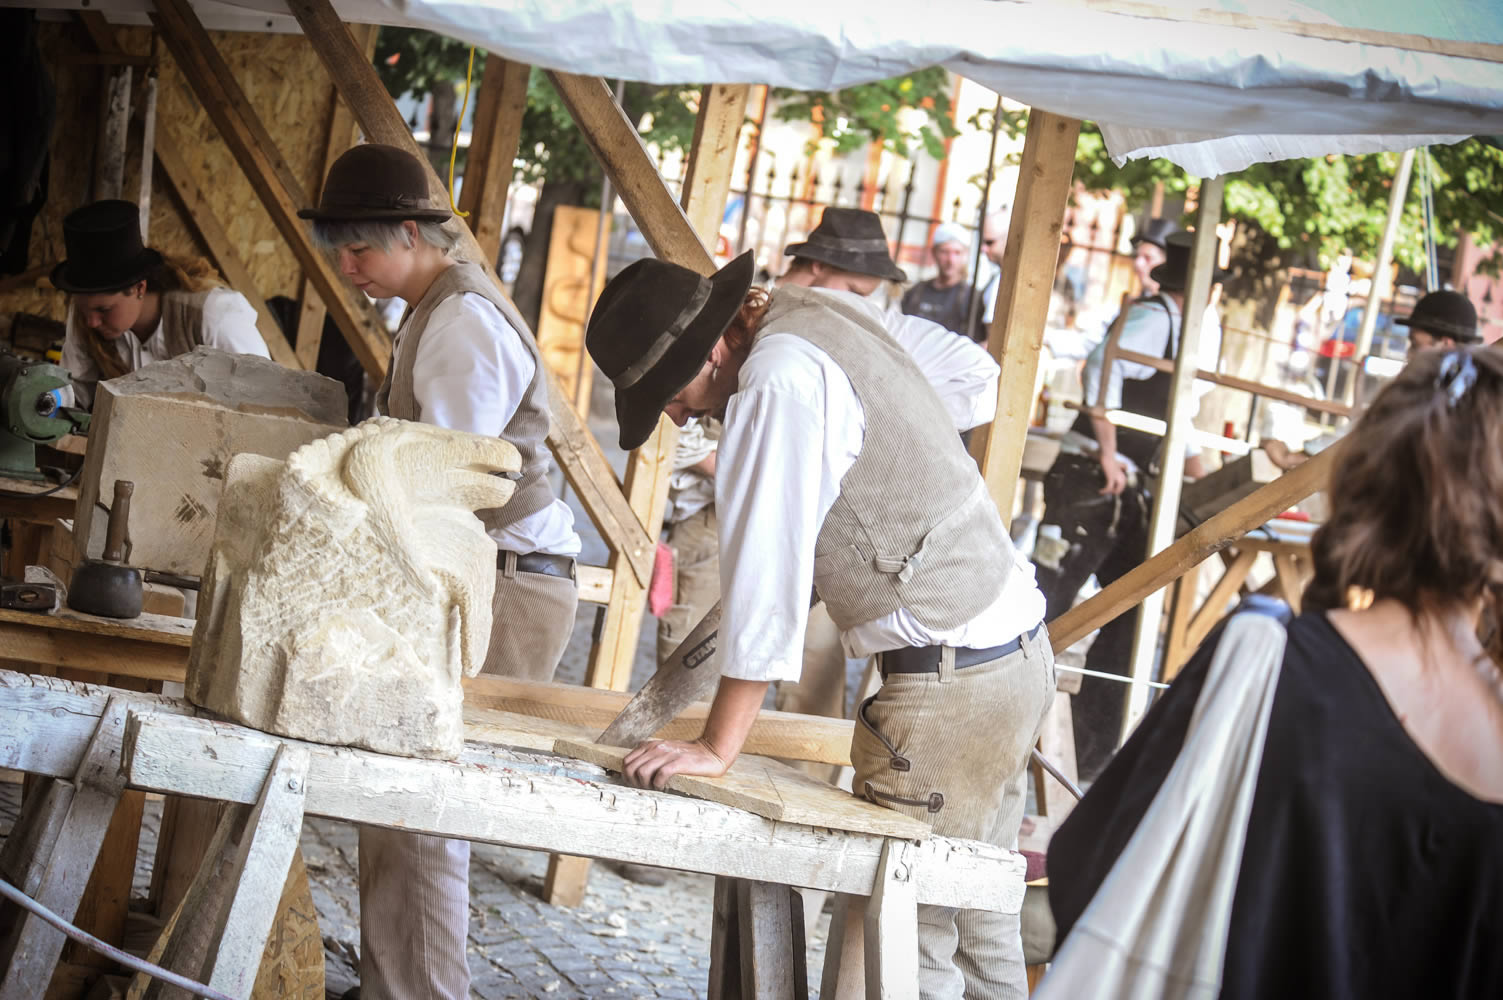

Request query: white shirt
[
  {"left": 63, "top": 287, "right": 269, "bottom": 408},
  {"left": 716, "top": 293, "right": 1046, "bottom": 685},
  {"left": 1081, "top": 294, "right": 1222, "bottom": 459},
  {"left": 409, "top": 291, "right": 581, "bottom": 557},
  {"left": 665, "top": 417, "right": 718, "bottom": 524}
]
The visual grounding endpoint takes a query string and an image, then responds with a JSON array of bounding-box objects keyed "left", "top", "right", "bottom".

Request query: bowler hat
[
  {"left": 299, "top": 144, "right": 451, "bottom": 223},
  {"left": 1149, "top": 231, "right": 1227, "bottom": 292},
  {"left": 51, "top": 200, "right": 162, "bottom": 294},
  {"left": 1131, "top": 217, "right": 1178, "bottom": 251},
  {"left": 1395, "top": 290, "right": 1479, "bottom": 343},
  {"left": 784, "top": 208, "right": 906, "bottom": 282},
  {"left": 587, "top": 251, "right": 755, "bottom": 451}
]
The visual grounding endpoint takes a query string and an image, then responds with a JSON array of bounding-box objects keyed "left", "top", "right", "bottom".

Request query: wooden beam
[
  {"left": 968, "top": 111, "right": 1081, "bottom": 526},
  {"left": 148, "top": 0, "right": 393, "bottom": 380},
  {"left": 680, "top": 85, "right": 750, "bottom": 244},
  {"left": 295, "top": 22, "right": 378, "bottom": 371},
  {"left": 1048, "top": 439, "right": 1341, "bottom": 653},
  {"left": 458, "top": 55, "right": 530, "bottom": 265},
  {"left": 284, "top": 0, "right": 656, "bottom": 586},
  {"left": 546, "top": 71, "right": 715, "bottom": 273},
  {"left": 1106, "top": 348, "right": 1353, "bottom": 417}
]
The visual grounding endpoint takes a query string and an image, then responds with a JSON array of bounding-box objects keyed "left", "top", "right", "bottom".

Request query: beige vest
[
  {"left": 376, "top": 261, "right": 555, "bottom": 531},
  {"left": 758, "top": 286, "right": 1013, "bottom": 632},
  {"left": 159, "top": 289, "right": 211, "bottom": 357}
]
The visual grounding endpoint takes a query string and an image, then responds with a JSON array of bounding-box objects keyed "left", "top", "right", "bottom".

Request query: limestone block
[
  {"left": 187, "top": 417, "right": 521, "bottom": 759},
  {"left": 73, "top": 347, "right": 348, "bottom": 577}
]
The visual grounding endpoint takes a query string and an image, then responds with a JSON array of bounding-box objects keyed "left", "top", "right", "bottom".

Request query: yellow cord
[{"left": 448, "top": 46, "right": 476, "bottom": 218}]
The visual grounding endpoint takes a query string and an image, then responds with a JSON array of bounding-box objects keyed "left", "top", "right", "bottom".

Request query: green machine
[{"left": 0, "top": 351, "right": 91, "bottom": 481}]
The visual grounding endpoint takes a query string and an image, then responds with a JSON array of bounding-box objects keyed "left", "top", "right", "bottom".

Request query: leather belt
[
  {"left": 497, "top": 550, "right": 577, "bottom": 581},
  {"left": 878, "top": 623, "right": 1045, "bottom": 677}
]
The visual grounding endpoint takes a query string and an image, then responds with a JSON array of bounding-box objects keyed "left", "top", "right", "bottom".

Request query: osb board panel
[
  {"left": 2, "top": 21, "right": 337, "bottom": 331},
  {"left": 554, "top": 737, "right": 932, "bottom": 841}
]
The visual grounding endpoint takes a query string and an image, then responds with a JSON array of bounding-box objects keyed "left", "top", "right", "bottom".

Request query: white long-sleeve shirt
[
  {"left": 63, "top": 287, "right": 269, "bottom": 408},
  {"left": 409, "top": 291, "right": 581, "bottom": 557},
  {"left": 716, "top": 293, "right": 1045, "bottom": 684}
]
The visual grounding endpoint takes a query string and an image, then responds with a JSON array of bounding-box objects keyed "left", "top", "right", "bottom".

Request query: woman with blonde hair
[
  {"left": 1045, "top": 344, "right": 1503, "bottom": 998},
  {"left": 53, "top": 199, "right": 268, "bottom": 407}
]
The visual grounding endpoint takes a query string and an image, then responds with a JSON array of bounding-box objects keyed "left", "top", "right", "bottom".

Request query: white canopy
[{"left": 21, "top": 0, "right": 1503, "bottom": 175}]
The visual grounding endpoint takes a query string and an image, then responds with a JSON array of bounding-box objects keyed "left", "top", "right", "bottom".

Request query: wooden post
[
  {"left": 1348, "top": 148, "right": 1415, "bottom": 406},
  {"left": 96, "top": 66, "right": 131, "bottom": 202},
  {"left": 864, "top": 839, "right": 920, "bottom": 998},
  {"left": 967, "top": 111, "right": 1082, "bottom": 527},
  {"left": 681, "top": 85, "right": 751, "bottom": 245},
  {"left": 1123, "top": 174, "right": 1226, "bottom": 734},
  {"left": 737, "top": 880, "right": 806, "bottom": 998},
  {"left": 295, "top": 22, "right": 378, "bottom": 372},
  {"left": 284, "top": 0, "right": 657, "bottom": 588},
  {"left": 458, "top": 55, "right": 531, "bottom": 265}
]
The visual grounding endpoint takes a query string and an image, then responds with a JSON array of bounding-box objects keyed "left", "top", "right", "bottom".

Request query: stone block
[
  {"left": 73, "top": 348, "right": 348, "bottom": 578},
  {"left": 187, "top": 418, "right": 521, "bottom": 759}
]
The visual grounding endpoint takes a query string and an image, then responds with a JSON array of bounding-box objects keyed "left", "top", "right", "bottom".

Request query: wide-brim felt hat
[
  {"left": 298, "top": 143, "right": 452, "bottom": 223},
  {"left": 51, "top": 200, "right": 162, "bottom": 294},
  {"left": 1149, "top": 230, "right": 1227, "bottom": 292},
  {"left": 1131, "top": 216, "right": 1178, "bottom": 251},
  {"left": 588, "top": 250, "right": 756, "bottom": 451},
  {"left": 1394, "top": 290, "right": 1480, "bottom": 342},
  {"left": 784, "top": 207, "right": 907, "bottom": 282}
]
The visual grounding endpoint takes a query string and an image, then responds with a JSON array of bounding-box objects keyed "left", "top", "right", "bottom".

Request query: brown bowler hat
[
  {"left": 784, "top": 208, "right": 907, "bottom": 282},
  {"left": 587, "top": 251, "right": 755, "bottom": 451},
  {"left": 299, "top": 144, "right": 451, "bottom": 223},
  {"left": 1395, "top": 290, "right": 1480, "bottom": 343}
]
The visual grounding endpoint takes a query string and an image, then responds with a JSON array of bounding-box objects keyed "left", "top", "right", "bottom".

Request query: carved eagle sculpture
[{"left": 187, "top": 417, "right": 521, "bottom": 759}]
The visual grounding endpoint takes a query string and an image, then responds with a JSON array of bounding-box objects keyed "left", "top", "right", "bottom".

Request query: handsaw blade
[{"left": 595, "top": 600, "right": 724, "bottom": 747}]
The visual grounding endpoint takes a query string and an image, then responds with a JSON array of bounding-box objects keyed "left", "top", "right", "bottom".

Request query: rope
[
  {"left": 0, "top": 876, "right": 237, "bottom": 1000},
  {"left": 448, "top": 46, "right": 476, "bottom": 218}
]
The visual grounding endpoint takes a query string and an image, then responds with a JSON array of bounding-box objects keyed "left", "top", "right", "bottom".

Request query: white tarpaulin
[{"left": 18, "top": 0, "right": 1503, "bottom": 176}]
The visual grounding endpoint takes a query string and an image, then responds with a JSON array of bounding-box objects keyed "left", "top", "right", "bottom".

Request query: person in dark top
[
  {"left": 1048, "top": 343, "right": 1503, "bottom": 998},
  {"left": 901, "top": 222, "right": 983, "bottom": 342}
]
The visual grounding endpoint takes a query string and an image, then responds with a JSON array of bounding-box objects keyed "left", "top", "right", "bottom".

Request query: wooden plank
[
  {"left": 707, "top": 877, "right": 742, "bottom": 1000},
  {"left": 863, "top": 839, "right": 920, "bottom": 1000},
  {"left": 818, "top": 895, "right": 866, "bottom": 1000},
  {"left": 552, "top": 738, "right": 931, "bottom": 840},
  {"left": 547, "top": 71, "right": 714, "bottom": 272},
  {"left": 295, "top": 22, "right": 378, "bottom": 372},
  {"left": 1049, "top": 440, "right": 1342, "bottom": 653},
  {"left": 969, "top": 111, "right": 1081, "bottom": 526},
  {"left": 737, "top": 880, "right": 804, "bottom": 1000},
  {"left": 0, "top": 781, "right": 73, "bottom": 896},
  {"left": 534, "top": 204, "right": 607, "bottom": 409},
  {"left": 1182, "top": 549, "right": 1256, "bottom": 658},
  {"left": 119, "top": 708, "right": 1026, "bottom": 910},
  {"left": 462, "top": 673, "right": 855, "bottom": 765},
  {"left": 149, "top": 0, "right": 393, "bottom": 380},
  {"left": 458, "top": 55, "right": 530, "bottom": 265},
  {"left": 284, "top": 0, "right": 656, "bottom": 587},
  {"left": 681, "top": 85, "right": 750, "bottom": 244},
  {"left": 576, "top": 564, "right": 611, "bottom": 604},
  {"left": 1161, "top": 559, "right": 1205, "bottom": 682},
  {"left": 1272, "top": 553, "right": 1306, "bottom": 614},
  {"left": 1111, "top": 347, "right": 1353, "bottom": 417},
  {"left": 0, "top": 672, "right": 189, "bottom": 779},
  {"left": 0, "top": 699, "right": 129, "bottom": 1000},
  {"left": 1034, "top": 691, "right": 1079, "bottom": 822}
]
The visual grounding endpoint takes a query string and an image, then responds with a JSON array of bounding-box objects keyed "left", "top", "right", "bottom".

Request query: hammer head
[{"left": 67, "top": 561, "right": 143, "bottom": 620}]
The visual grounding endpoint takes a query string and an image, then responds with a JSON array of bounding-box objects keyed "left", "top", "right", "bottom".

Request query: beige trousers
[
  {"left": 358, "top": 564, "right": 578, "bottom": 999},
  {"left": 850, "top": 626, "right": 1055, "bottom": 1000}
]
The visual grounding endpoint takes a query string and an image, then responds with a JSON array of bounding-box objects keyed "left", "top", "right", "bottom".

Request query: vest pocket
[{"left": 812, "top": 542, "right": 865, "bottom": 587}]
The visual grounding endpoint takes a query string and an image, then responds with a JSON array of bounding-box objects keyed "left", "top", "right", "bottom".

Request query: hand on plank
[{"left": 622, "top": 737, "right": 728, "bottom": 790}]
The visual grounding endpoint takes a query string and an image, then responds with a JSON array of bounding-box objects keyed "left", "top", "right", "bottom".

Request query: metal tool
[
  {"left": 597, "top": 600, "right": 724, "bottom": 747},
  {"left": 0, "top": 351, "right": 90, "bottom": 481},
  {"left": 67, "top": 480, "right": 143, "bottom": 620}
]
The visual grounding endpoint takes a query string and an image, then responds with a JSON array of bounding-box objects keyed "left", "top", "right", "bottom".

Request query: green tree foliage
[{"left": 770, "top": 68, "right": 959, "bottom": 159}]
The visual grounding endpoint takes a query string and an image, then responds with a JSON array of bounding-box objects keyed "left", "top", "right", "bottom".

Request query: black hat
[
  {"left": 299, "top": 144, "right": 452, "bottom": 223},
  {"left": 1149, "top": 230, "right": 1227, "bottom": 292},
  {"left": 51, "top": 200, "right": 162, "bottom": 294},
  {"left": 587, "top": 251, "right": 756, "bottom": 451},
  {"left": 1395, "top": 290, "right": 1479, "bottom": 343},
  {"left": 1131, "top": 217, "right": 1178, "bottom": 251},
  {"left": 784, "top": 208, "right": 907, "bottom": 282}
]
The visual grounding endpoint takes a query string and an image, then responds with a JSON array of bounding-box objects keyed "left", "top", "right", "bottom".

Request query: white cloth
[
  {"left": 409, "top": 291, "right": 581, "bottom": 557},
  {"left": 62, "top": 287, "right": 269, "bottom": 395},
  {"left": 665, "top": 417, "right": 718, "bottom": 524},
  {"left": 1081, "top": 295, "right": 1222, "bottom": 460},
  {"left": 716, "top": 302, "right": 1046, "bottom": 685},
  {"left": 1035, "top": 609, "right": 1288, "bottom": 1000}
]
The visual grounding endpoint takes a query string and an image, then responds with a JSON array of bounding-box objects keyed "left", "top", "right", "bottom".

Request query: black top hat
[
  {"left": 784, "top": 208, "right": 907, "bottom": 282},
  {"left": 51, "top": 200, "right": 162, "bottom": 294},
  {"left": 587, "top": 251, "right": 756, "bottom": 451},
  {"left": 1149, "top": 230, "right": 1227, "bottom": 292},
  {"left": 1131, "top": 217, "right": 1178, "bottom": 251},
  {"left": 1395, "top": 290, "right": 1479, "bottom": 343},
  {"left": 299, "top": 144, "right": 452, "bottom": 223}
]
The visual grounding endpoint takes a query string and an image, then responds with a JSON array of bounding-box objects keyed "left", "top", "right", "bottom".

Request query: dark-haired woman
[
  {"left": 53, "top": 200, "right": 267, "bottom": 407},
  {"left": 1046, "top": 345, "right": 1503, "bottom": 998}
]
